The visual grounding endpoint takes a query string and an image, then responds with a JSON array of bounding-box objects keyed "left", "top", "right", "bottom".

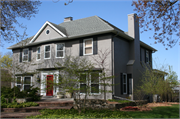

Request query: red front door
[{"left": 46, "top": 75, "right": 53, "bottom": 96}]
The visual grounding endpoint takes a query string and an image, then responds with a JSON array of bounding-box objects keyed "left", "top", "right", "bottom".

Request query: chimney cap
[{"left": 64, "top": 17, "right": 73, "bottom": 22}]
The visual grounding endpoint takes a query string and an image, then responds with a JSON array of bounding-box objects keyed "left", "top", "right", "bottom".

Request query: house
[{"left": 8, "top": 13, "right": 157, "bottom": 100}]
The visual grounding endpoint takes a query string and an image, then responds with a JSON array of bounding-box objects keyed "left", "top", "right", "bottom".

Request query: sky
[{"left": 1, "top": 0, "right": 179, "bottom": 80}]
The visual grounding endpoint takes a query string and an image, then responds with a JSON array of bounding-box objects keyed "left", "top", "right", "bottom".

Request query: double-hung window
[
  {"left": 37, "top": 47, "right": 41, "bottom": 60},
  {"left": 80, "top": 72, "right": 100, "bottom": 94},
  {"left": 23, "top": 49, "right": 29, "bottom": 62},
  {"left": 146, "top": 50, "right": 149, "bottom": 63},
  {"left": 44, "top": 45, "right": 51, "bottom": 59},
  {"left": 16, "top": 76, "right": 31, "bottom": 91},
  {"left": 123, "top": 73, "right": 127, "bottom": 94},
  {"left": 84, "top": 38, "right": 93, "bottom": 55},
  {"left": 56, "top": 43, "right": 65, "bottom": 58}
]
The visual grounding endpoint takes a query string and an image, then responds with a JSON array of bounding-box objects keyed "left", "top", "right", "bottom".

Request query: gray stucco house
[{"left": 8, "top": 13, "right": 157, "bottom": 100}]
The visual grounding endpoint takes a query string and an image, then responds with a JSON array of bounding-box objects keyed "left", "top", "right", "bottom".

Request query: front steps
[{"left": 1, "top": 100, "right": 74, "bottom": 118}]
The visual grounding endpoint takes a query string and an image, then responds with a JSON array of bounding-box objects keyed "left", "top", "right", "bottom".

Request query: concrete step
[
  {"left": 0, "top": 112, "right": 42, "bottom": 118},
  {"left": 1, "top": 106, "right": 73, "bottom": 113}
]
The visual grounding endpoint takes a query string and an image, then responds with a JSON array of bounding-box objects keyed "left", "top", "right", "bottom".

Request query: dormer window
[
  {"left": 84, "top": 38, "right": 93, "bottom": 55},
  {"left": 22, "top": 48, "right": 29, "bottom": 62}
]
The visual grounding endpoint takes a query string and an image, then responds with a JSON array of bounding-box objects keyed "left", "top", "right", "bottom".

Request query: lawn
[
  {"left": 27, "top": 104, "right": 179, "bottom": 118},
  {"left": 126, "top": 104, "right": 179, "bottom": 118}
]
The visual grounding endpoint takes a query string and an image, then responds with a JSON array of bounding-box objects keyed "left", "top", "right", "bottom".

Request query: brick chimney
[{"left": 64, "top": 17, "right": 73, "bottom": 22}]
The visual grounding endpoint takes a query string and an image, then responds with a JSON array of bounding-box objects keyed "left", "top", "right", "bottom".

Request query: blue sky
[{"left": 1, "top": 0, "right": 179, "bottom": 80}]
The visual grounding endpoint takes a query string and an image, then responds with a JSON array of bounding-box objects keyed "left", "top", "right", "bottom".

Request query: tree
[
  {"left": 166, "top": 65, "right": 179, "bottom": 88},
  {"left": 132, "top": 0, "right": 180, "bottom": 49},
  {"left": 0, "top": 52, "right": 13, "bottom": 68},
  {"left": 92, "top": 49, "right": 114, "bottom": 100},
  {"left": 0, "top": 0, "right": 41, "bottom": 46}
]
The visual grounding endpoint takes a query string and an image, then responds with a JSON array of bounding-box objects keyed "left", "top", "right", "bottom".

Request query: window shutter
[
  {"left": 140, "top": 48, "right": 142, "bottom": 61},
  {"left": 29, "top": 48, "right": 32, "bottom": 61},
  {"left": 149, "top": 50, "right": 152, "bottom": 64},
  {"left": 93, "top": 37, "right": 98, "bottom": 55},
  {"left": 79, "top": 39, "right": 83, "bottom": 56},
  {"left": 127, "top": 74, "right": 132, "bottom": 95},
  {"left": 19, "top": 49, "right": 22, "bottom": 62},
  {"left": 145, "top": 49, "right": 147, "bottom": 63},
  {"left": 121, "top": 73, "right": 123, "bottom": 95}
]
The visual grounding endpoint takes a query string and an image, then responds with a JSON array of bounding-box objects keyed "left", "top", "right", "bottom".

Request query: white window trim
[
  {"left": 123, "top": 73, "right": 127, "bottom": 94},
  {"left": 37, "top": 47, "right": 41, "bottom": 61},
  {"left": 15, "top": 76, "right": 32, "bottom": 91},
  {"left": 146, "top": 50, "right": 149, "bottom": 64},
  {"left": 79, "top": 73, "right": 87, "bottom": 95},
  {"left": 22, "top": 48, "right": 29, "bottom": 62},
  {"left": 83, "top": 38, "right": 93, "bottom": 55},
  {"left": 79, "top": 72, "right": 101, "bottom": 95},
  {"left": 55, "top": 43, "right": 65, "bottom": 58},
  {"left": 44, "top": 45, "right": 51, "bottom": 59}
]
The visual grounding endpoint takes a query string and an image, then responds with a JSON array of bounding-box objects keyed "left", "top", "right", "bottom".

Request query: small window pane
[
  {"left": 85, "top": 47, "right": 92, "bottom": 54},
  {"left": 91, "top": 73, "right": 99, "bottom": 83},
  {"left": 24, "top": 85, "right": 30, "bottom": 91},
  {"left": 57, "top": 44, "right": 64, "bottom": 50},
  {"left": 45, "top": 52, "right": 50, "bottom": 58},
  {"left": 80, "top": 84, "right": 87, "bottom": 93},
  {"left": 17, "top": 77, "right": 21, "bottom": 84},
  {"left": 17, "top": 85, "right": 21, "bottom": 89},
  {"left": 123, "top": 75, "right": 126, "bottom": 83},
  {"left": 85, "top": 40, "right": 92, "bottom": 47},
  {"left": 37, "top": 54, "right": 40, "bottom": 59},
  {"left": 45, "top": 46, "right": 50, "bottom": 51},
  {"left": 23, "top": 56, "right": 28, "bottom": 61},
  {"left": 57, "top": 51, "right": 63, "bottom": 57},
  {"left": 91, "top": 84, "right": 99, "bottom": 93},
  {"left": 37, "top": 47, "right": 40, "bottom": 53},
  {"left": 80, "top": 74, "right": 86, "bottom": 83},
  {"left": 24, "top": 50, "right": 28, "bottom": 55},
  {"left": 24, "top": 77, "right": 30, "bottom": 84}
]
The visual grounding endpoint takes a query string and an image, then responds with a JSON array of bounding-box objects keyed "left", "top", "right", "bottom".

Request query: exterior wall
[
  {"left": 34, "top": 25, "right": 63, "bottom": 43},
  {"left": 12, "top": 34, "right": 113, "bottom": 100},
  {"left": 113, "top": 36, "right": 130, "bottom": 98}
]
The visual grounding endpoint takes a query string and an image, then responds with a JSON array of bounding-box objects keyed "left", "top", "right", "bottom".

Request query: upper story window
[
  {"left": 56, "top": 43, "right": 65, "bottom": 58},
  {"left": 146, "top": 50, "right": 149, "bottom": 63},
  {"left": 44, "top": 45, "right": 51, "bottom": 59},
  {"left": 84, "top": 38, "right": 93, "bottom": 55},
  {"left": 23, "top": 48, "right": 29, "bottom": 62},
  {"left": 37, "top": 47, "right": 41, "bottom": 60}
]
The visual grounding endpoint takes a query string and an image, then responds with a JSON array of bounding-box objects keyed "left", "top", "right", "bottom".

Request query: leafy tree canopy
[
  {"left": 166, "top": 65, "right": 179, "bottom": 87},
  {"left": 132, "top": 0, "right": 180, "bottom": 49},
  {"left": 0, "top": 52, "right": 13, "bottom": 68},
  {"left": 0, "top": 0, "right": 41, "bottom": 46}
]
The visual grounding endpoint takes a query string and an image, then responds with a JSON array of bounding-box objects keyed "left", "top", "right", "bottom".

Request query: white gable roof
[{"left": 29, "top": 21, "right": 67, "bottom": 43}]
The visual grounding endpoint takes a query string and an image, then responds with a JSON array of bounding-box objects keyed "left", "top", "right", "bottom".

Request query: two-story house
[{"left": 8, "top": 13, "right": 157, "bottom": 100}]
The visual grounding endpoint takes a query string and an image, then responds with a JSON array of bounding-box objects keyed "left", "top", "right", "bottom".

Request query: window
[
  {"left": 56, "top": 43, "right": 65, "bottom": 58},
  {"left": 84, "top": 38, "right": 93, "bottom": 55},
  {"left": 123, "top": 73, "right": 127, "bottom": 94},
  {"left": 37, "top": 47, "right": 41, "bottom": 60},
  {"left": 23, "top": 49, "right": 29, "bottom": 62},
  {"left": 80, "top": 72, "right": 100, "bottom": 94},
  {"left": 146, "top": 50, "right": 149, "bottom": 63},
  {"left": 16, "top": 76, "right": 31, "bottom": 91},
  {"left": 44, "top": 45, "right": 51, "bottom": 59},
  {"left": 16, "top": 77, "right": 22, "bottom": 89}
]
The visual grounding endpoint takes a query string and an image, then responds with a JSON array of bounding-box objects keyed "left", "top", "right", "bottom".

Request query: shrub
[
  {"left": 1, "top": 102, "right": 39, "bottom": 108},
  {"left": 108, "top": 99, "right": 132, "bottom": 103},
  {"left": 1, "top": 95, "right": 6, "bottom": 104}
]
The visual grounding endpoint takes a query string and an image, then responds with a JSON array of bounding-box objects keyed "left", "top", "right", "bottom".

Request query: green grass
[
  {"left": 26, "top": 108, "right": 131, "bottom": 118},
  {"left": 108, "top": 99, "right": 132, "bottom": 103},
  {"left": 126, "top": 104, "right": 179, "bottom": 118}
]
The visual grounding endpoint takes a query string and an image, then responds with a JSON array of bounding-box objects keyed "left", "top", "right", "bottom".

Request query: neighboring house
[{"left": 8, "top": 13, "right": 157, "bottom": 100}]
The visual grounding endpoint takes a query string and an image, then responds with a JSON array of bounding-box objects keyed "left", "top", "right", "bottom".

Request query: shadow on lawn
[{"left": 126, "top": 104, "right": 179, "bottom": 118}]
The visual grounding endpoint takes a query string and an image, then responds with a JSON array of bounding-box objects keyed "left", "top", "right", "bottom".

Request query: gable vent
[{"left": 64, "top": 17, "right": 73, "bottom": 22}]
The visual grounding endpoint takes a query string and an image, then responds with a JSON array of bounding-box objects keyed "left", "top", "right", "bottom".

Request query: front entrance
[{"left": 46, "top": 75, "right": 53, "bottom": 96}]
